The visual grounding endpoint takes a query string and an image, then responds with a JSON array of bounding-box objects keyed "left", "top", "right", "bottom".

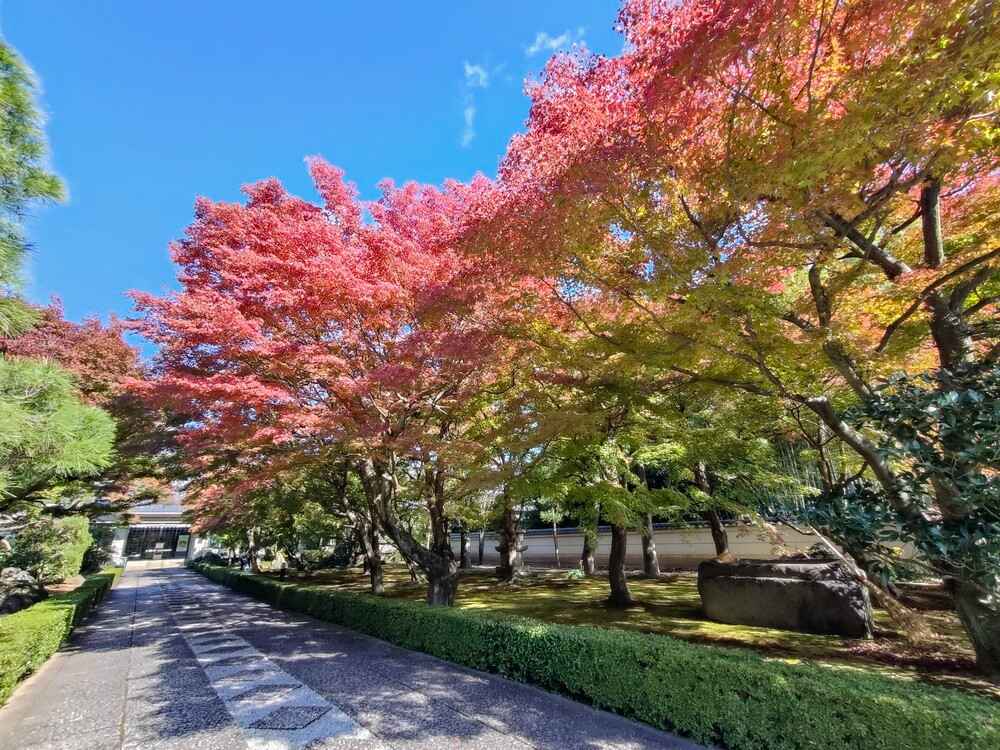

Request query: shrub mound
[
  {"left": 0, "top": 567, "right": 121, "bottom": 705},
  {"left": 0, "top": 516, "right": 93, "bottom": 584},
  {"left": 191, "top": 551, "right": 229, "bottom": 567},
  {"left": 54, "top": 517, "right": 93, "bottom": 582},
  {"left": 189, "top": 562, "right": 999, "bottom": 750}
]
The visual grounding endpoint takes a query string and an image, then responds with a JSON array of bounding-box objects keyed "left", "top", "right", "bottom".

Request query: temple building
[{"left": 105, "top": 497, "right": 209, "bottom": 563}]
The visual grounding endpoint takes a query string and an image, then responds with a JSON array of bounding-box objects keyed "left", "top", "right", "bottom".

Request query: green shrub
[
  {"left": 53, "top": 517, "right": 92, "bottom": 581},
  {"left": 0, "top": 567, "right": 121, "bottom": 706},
  {"left": 189, "top": 561, "right": 999, "bottom": 750},
  {"left": 0, "top": 516, "right": 93, "bottom": 583},
  {"left": 81, "top": 524, "right": 116, "bottom": 574}
]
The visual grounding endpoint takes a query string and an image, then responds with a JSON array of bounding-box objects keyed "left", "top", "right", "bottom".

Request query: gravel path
[{"left": 0, "top": 560, "right": 704, "bottom": 750}]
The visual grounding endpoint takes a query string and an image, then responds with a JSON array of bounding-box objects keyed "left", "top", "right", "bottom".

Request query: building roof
[
  {"left": 133, "top": 502, "right": 187, "bottom": 514},
  {"left": 95, "top": 488, "right": 190, "bottom": 526}
]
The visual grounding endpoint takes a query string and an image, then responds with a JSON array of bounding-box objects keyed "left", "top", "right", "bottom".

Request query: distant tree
[
  {"left": 0, "top": 43, "right": 137, "bottom": 530},
  {"left": 530, "top": 385, "right": 693, "bottom": 607},
  {"left": 0, "top": 42, "right": 64, "bottom": 337},
  {"left": 639, "top": 390, "right": 801, "bottom": 557},
  {"left": 1, "top": 303, "right": 170, "bottom": 511},
  {"left": 0, "top": 356, "right": 115, "bottom": 524},
  {"left": 2, "top": 302, "right": 139, "bottom": 407}
]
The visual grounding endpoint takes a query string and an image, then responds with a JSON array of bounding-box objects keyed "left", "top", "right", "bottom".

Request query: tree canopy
[
  {"left": 130, "top": 0, "right": 1000, "bottom": 672},
  {"left": 0, "top": 42, "right": 65, "bottom": 338}
]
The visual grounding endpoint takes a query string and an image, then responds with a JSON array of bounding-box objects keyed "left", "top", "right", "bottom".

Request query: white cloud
[
  {"left": 463, "top": 61, "right": 489, "bottom": 88},
  {"left": 459, "top": 61, "right": 493, "bottom": 147},
  {"left": 461, "top": 103, "right": 476, "bottom": 148},
  {"left": 526, "top": 28, "right": 585, "bottom": 57}
]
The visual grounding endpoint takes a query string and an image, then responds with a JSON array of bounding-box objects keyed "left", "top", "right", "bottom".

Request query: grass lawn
[{"left": 272, "top": 564, "right": 996, "bottom": 699}]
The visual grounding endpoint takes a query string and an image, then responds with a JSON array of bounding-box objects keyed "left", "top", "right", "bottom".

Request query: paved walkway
[{"left": 0, "top": 561, "right": 702, "bottom": 750}]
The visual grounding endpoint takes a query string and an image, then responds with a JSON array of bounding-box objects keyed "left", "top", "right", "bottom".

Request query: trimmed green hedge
[
  {"left": 0, "top": 567, "right": 122, "bottom": 706},
  {"left": 51, "top": 516, "right": 93, "bottom": 582},
  {"left": 189, "top": 562, "right": 999, "bottom": 750}
]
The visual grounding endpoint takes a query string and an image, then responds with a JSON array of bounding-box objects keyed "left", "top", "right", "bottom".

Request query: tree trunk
[
  {"left": 920, "top": 178, "right": 944, "bottom": 268},
  {"left": 641, "top": 513, "right": 660, "bottom": 577},
  {"left": 459, "top": 525, "right": 471, "bottom": 569},
  {"left": 356, "top": 456, "right": 458, "bottom": 605},
  {"left": 368, "top": 552, "right": 384, "bottom": 593},
  {"left": 806, "top": 396, "right": 907, "bottom": 509},
  {"left": 427, "top": 566, "right": 460, "bottom": 606},
  {"left": 353, "top": 508, "right": 384, "bottom": 594},
  {"left": 552, "top": 520, "right": 561, "bottom": 568},
  {"left": 478, "top": 528, "right": 486, "bottom": 564},
  {"left": 279, "top": 543, "right": 306, "bottom": 572},
  {"left": 364, "top": 526, "right": 384, "bottom": 595},
  {"left": 406, "top": 558, "right": 421, "bottom": 583},
  {"left": 422, "top": 465, "right": 460, "bottom": 605},
  {"left": 246, "top": 528, "right": 261, "bottom": 573},
  {"left": 701, "top": 510, "right": 729, "bottom": 556},
  {"left": 694, "top": 462, "right": 729, "bottom": 556},
  {"left": 928, "top": 294, "right": 975, "bottom": 371},
  {"left": 424, "top": 556, "right": 460, "bottom": 604},
  {"left": 496, "top": 504, "right": 522, "bottom": 581},
  {"left": 580, "top": 527, "right": 597, "bottom": 576},
  {"left": 952, "top": 580, "right": 1000, "bottom": 678},
  {"left": 607, "top": 523, "right": 634, "bottom": 607}
]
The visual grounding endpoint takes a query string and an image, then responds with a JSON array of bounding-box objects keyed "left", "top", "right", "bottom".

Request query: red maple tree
[{"left": 133, "top": 159, "right": 517, "bottom": 604}]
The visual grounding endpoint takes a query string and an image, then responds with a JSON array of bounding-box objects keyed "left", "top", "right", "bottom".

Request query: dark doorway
[{"left": 124, "top": 527, "right": 190, "bottom": 559}]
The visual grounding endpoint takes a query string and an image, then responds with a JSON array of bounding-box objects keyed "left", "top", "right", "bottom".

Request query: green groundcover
[{"left": 189, "top": 562, "right": 999, "bottom": 750}]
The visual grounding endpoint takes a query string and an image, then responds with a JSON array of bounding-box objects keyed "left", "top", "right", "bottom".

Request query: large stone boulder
[
  {"left": 697, "top": 558, "right": 873, "bottom": 637},
  {"left": 0, "top": 567, "right": 47, "bottom": 615},
  {"left": 192, "top": 551, "right": 228, "bottom": 567}
]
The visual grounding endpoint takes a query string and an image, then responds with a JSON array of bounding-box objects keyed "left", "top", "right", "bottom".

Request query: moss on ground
[{"left": 279, "top": 565, "right": 995, "bottom": 698}]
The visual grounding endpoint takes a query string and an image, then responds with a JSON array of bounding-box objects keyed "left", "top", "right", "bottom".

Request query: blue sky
[{"left": 3, "top": 1, "right": 622, "bottom": 336}]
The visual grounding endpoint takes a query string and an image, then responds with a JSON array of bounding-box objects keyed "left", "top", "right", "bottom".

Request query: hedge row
[
  {"left": 0, "top": 567, "right": 122, "bottom": 706},
  {"left": 188, "top": 562, "right": 999, "bottom": 750}
]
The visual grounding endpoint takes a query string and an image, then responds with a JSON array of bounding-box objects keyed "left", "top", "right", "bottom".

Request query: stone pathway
[{"left": 0, "top": 560, "right": 703, "bottom": 750}]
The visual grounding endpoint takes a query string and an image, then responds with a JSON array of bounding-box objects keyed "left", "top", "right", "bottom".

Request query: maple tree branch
[
  {"left": 736, "top": 316, "right": 797, "bottom": 399},
  {"left": 800, "top": 0, "right": 830, "bottom": 111},
  {"left": 949, "top": 265, "right": 996, "bottom": 312},
  {"left": 667, "top": 365, "right": 776, "bottom": 398},
  {"left": 889, "top": 207, "right": 922, "bottom": 235},
  {"left": 849, "top": 161, "right": 931, "bottom": 227},
  {"left": 877, "top": 247, "right": 1000, "bottom": 352},
  {"left": 722, "top": 81, "right": 796, "bottom": 130},
  {"left": 803, "top": 396, "right": 909, "bottom": 515},
  {"left": 808, "top": 264, "right": 832, "bottom": 327},
  {"left": 821, "top": 211, "right": 912, "bottom": 280},
  {"left": 543, "top": 280, "right": 634, "bottom": 354},
  {"left": 678, "top": 194, "right": 719, "bottom": 252},
  {"left": 781, "top": 311, "right": 817, "bottom": 331},
  {"left": 919, "top": 178, "right": 944, "bottom": 267},
  {"left": 565, "top": 246, "right": 685, "bottom": 336},
  {"left": 965, "top": 294, "right": 1000, "bottom": 317}
]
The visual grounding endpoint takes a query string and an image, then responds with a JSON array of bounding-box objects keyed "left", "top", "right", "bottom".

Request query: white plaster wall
[
  {"left": 110, "top": 526, "right": 129, "bottom": 566},
  {"left": 188, "top": 534, "right": 210, "bottom": 560},
  {"left": 452, "top": 524, "right": 819, "bottom": 569}
]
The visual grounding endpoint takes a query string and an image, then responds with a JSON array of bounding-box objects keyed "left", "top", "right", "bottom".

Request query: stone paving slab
[{"left": 0, "top": 560, "right": 705, "bottom": 750}]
